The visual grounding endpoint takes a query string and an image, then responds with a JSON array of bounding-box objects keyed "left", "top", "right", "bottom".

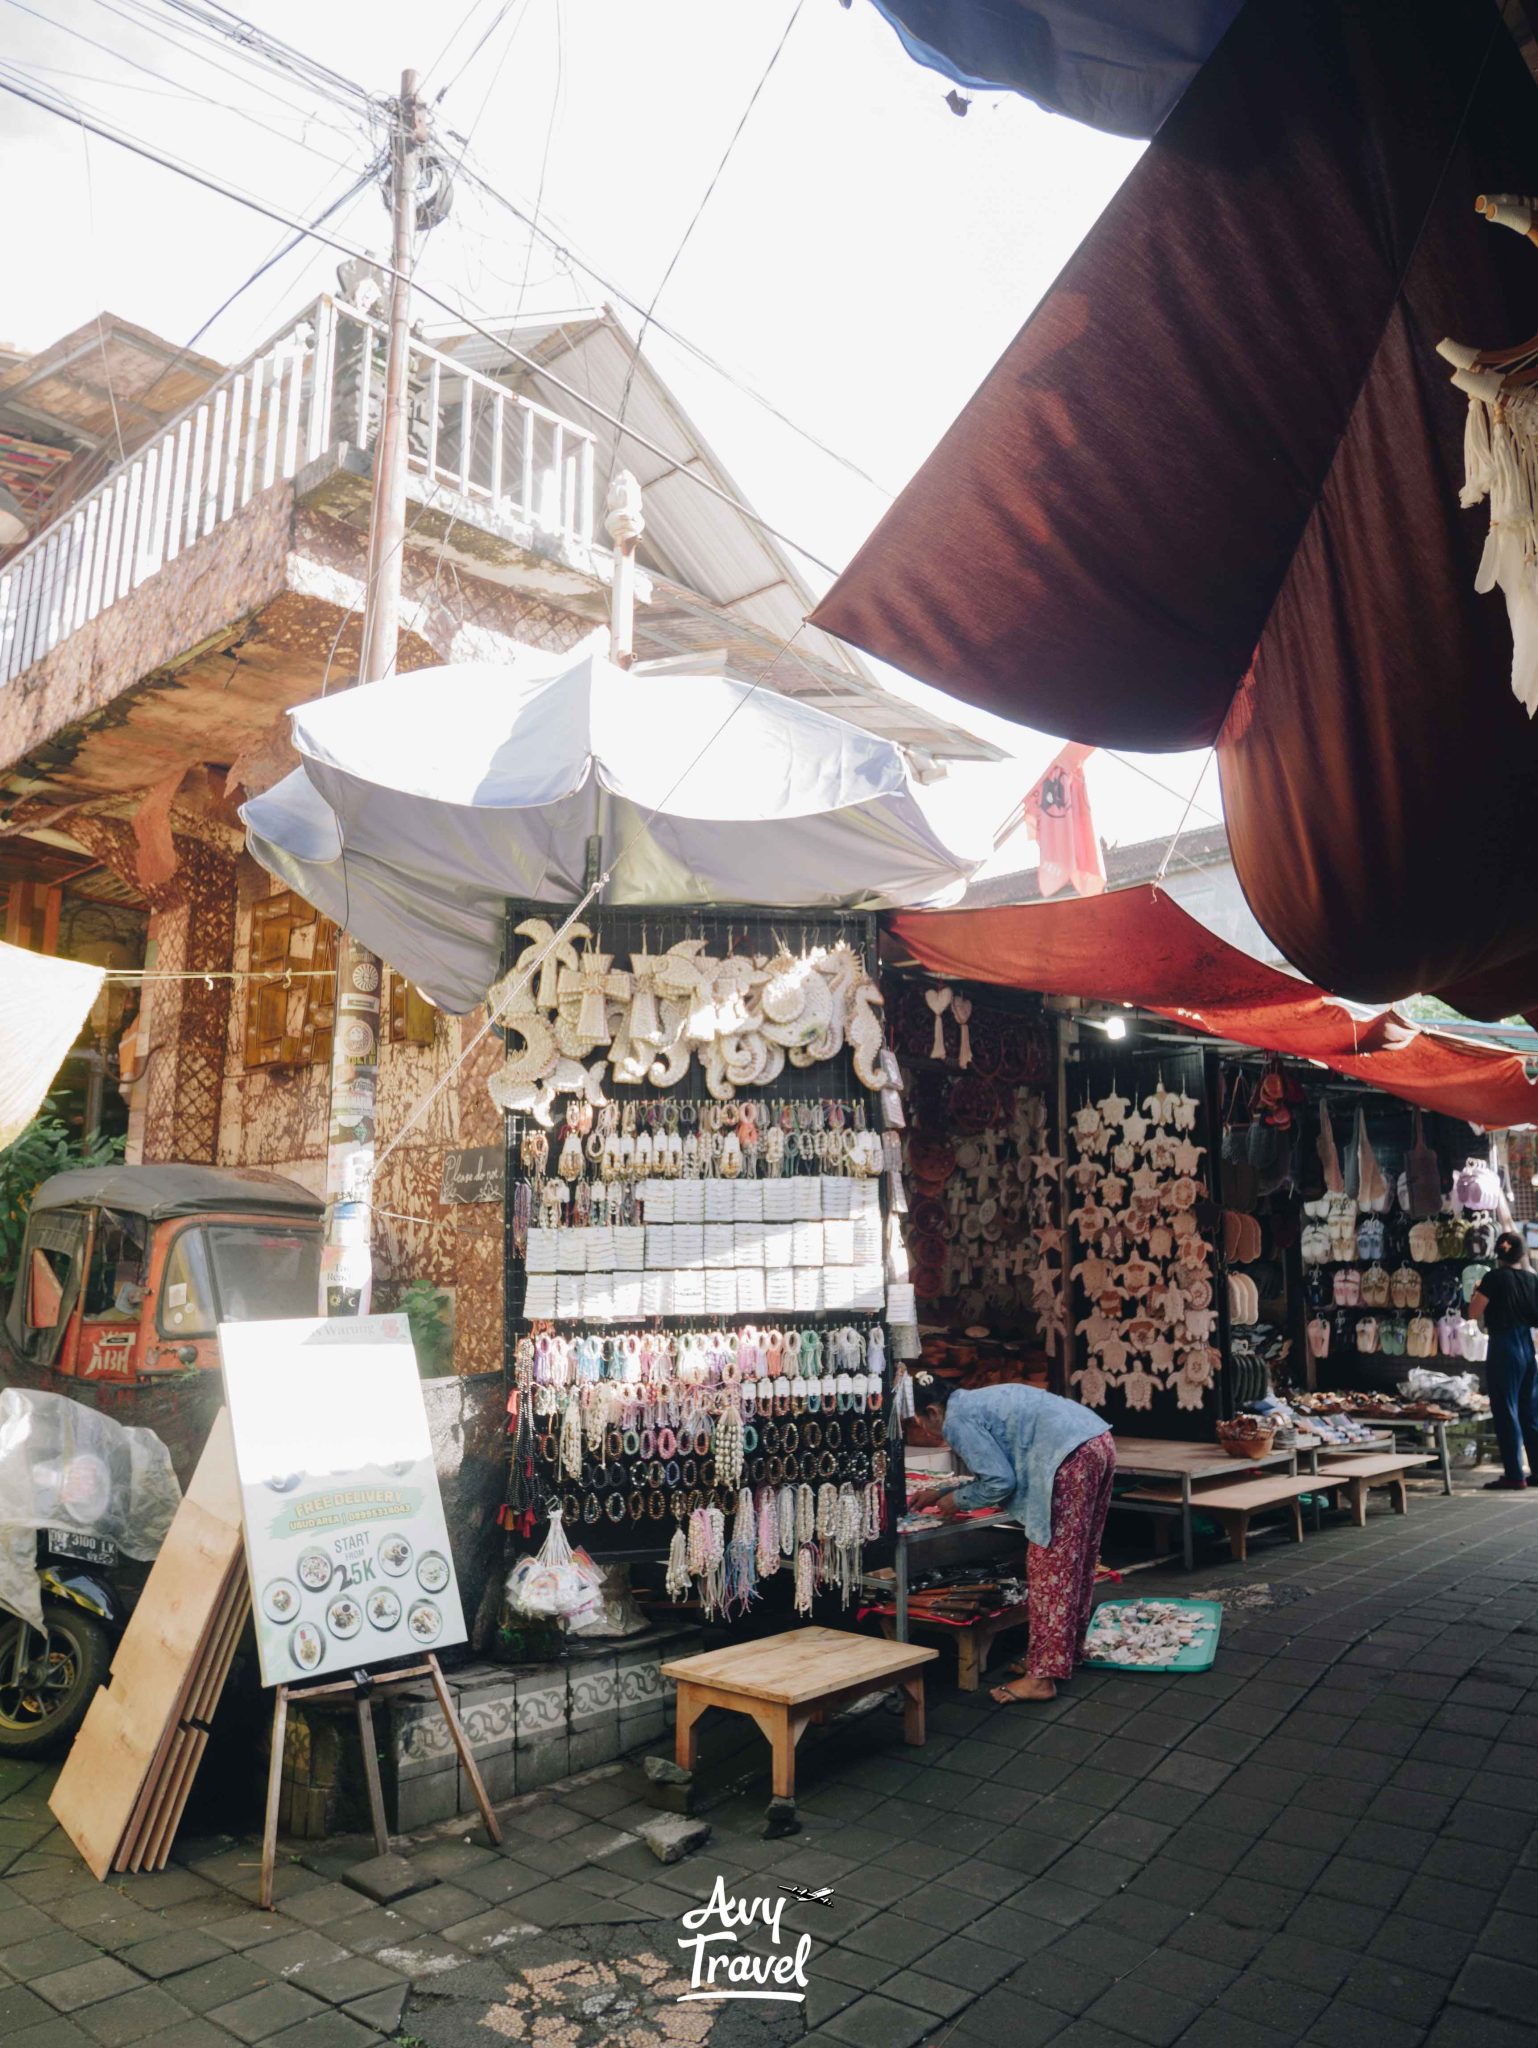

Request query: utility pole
[{"left": 319, "top": 68, "right": 424, "bottom": 1317}]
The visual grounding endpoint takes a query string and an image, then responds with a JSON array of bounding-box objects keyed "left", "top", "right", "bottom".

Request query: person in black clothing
[{"left": 1469, "top": 1231, "right": 1538, "bottom": 1491}]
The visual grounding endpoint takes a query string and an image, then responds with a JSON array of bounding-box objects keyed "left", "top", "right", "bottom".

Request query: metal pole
[
  {"left": 583, "top": 471, "right": 645, "bottom": 890},
  {"left": 319, "top": 69, "right": 422, "bottom": 1317}
]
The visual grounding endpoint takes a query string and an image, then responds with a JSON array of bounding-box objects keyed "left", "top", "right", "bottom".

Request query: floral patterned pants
[{"left": 1025, "top": 1432, "right": 1116, "bottom": 1679}]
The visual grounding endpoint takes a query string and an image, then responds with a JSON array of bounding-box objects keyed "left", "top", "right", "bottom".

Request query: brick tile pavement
[{"left": 0, "top": 1487, "right": 1537, "bottom": 2044}]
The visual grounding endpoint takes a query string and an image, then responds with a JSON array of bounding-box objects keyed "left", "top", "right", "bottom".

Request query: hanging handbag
[
  {"left": 1221, "top": 1071, "right": 1252, "bottom": 1163},
  {"left": 1352, "top": 1109, "right": 1392, "bottom": 1214},
  {"left": 1404, "top": 1111, "right": 1443, "bottom": 1220},
  {"left": 1461, "top": 1320, "right": 1490, "bottom": 1363},
  {"left": 1317, "top": 1098, "right": 1345, "bottom": 1195}
]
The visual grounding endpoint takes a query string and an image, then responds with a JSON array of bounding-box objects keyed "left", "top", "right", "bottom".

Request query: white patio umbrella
[{"left": 241, "top": 642, "right": 986, "bottom": 1013}]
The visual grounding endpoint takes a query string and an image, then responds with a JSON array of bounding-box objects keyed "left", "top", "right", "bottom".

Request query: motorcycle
[
  {"left": 0, "top": 1527, "right": 136, "bottom": 1753},
  {"left": 0, "top": 1387, "right": 179, "bottom": 1755}
]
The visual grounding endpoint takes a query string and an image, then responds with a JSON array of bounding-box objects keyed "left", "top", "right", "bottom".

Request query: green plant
[
  {"left": 0, "top": 1104, "right": 123, "bottom": 1295},
  {"left": 398, "top": 1277, "right": 453, "bottom": 1376}
]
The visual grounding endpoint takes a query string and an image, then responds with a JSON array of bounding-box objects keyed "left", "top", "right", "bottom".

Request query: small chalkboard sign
[{"left": 439, "top": 1145, "right": 504, "bottom": 1205}]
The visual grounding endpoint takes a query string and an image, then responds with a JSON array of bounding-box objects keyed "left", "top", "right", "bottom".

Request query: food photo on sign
[{"left": 217, "top": 1313, "right": 467, "bottom": 1687}]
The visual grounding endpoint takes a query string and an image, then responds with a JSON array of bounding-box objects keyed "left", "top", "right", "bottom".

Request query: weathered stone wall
[
  {"left": 0, "top": 485, "right": 296, "bottom": 776},
  {"left": 202, "top": 581, "right": 594, "bottom": 1372},
  {"left": 210, "top": 889, "right": 509, "bottom": 1370}
]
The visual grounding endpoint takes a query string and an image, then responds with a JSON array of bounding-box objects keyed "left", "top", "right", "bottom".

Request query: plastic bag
[
  {"left": 1399, "top": 1367, "right": 1480, "bottom": 1408},
  {"left": 0, "top": 1390, "right": 181, "bottom": 1629},
  {"left": 566, "top": 1556, "right": 650, "bottom": 1637},
  {"left": 505, "top": 1508, "right": 604, "bottom": 1624}
]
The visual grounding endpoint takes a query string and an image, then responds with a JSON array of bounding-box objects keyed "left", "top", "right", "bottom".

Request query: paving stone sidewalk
[{"left": 3, "top": 1485, "right": 1538, "bottom": 2048}]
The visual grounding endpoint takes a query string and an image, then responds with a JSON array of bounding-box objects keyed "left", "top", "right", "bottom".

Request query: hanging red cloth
[
  {"left": 889, "top": 887, "right": 1538, "bottom": 1129},
  {"left": 1021, "top": 743, "right": 1104, "bottom": 898}
]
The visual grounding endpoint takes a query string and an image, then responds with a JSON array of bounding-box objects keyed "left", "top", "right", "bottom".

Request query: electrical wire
[
  {"left": 140, "top": 0, "right": 374, "bottom": 113},
  {"left": 82, "top": 0, "right": 371, "bottom": 138},
  {"left": 79, "top": 126, "right": 127, "bottom": 465},
  {"left": 608, "top": 0, "right": 805, "bottom": 483},
  {"left": 4, "top": 0, "right": 365, "bottom": 165},
  {"left": 0, "top": 66, "right": 844, "bottom": 579},
  {"left": 425, "top": 0, "right": 525, "bottom": 103},
  {"left": 514, "top": 0, "right": 561, "bottom": 322},
  {"left": 1155, "top": 749, "right": 1216, "bottom": 883},
  {"left": 455, "top": 162, "right": 896, "bottom": 499}
]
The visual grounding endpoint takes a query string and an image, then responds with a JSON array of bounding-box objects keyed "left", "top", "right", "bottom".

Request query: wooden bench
[
  {"left": 1315, "top": 1452, "right": 1433, "bottom": 1525},
  {"left": 874, "top": 1603, "right": 1028, "bottom": 1692},
  {"left": 662, "top": 1626, "right": 938, "bottom": 1801},
  {"left": 1124, "top": 1473, "right": 1327, "bottom": 1563}
]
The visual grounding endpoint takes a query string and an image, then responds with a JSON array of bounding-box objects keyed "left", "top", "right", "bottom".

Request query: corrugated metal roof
[{"left": 427, "top": 307, "right": 1003, "bottom": 764}]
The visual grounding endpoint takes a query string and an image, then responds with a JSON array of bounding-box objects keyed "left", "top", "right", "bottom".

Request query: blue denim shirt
[{"left": 942, "top": 1384, "right": 1110, "bottom": 1549}]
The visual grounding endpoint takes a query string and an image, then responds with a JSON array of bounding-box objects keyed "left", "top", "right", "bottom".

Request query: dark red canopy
[
  {"left": 889, "top": 888, "right": 1538, "bottom": 1128},
  {"left": 818, "top": 0, "right": 1538, "bottom": 1016}
]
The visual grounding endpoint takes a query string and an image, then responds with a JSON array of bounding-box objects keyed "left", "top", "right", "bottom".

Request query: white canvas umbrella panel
[{"left": 241, "top": 645, "right": 983, "bottom": 1013}]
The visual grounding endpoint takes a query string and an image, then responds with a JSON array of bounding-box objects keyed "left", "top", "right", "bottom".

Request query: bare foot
[{"left": 989, "top": 1676, "right": 1057, "bottom": 1705}]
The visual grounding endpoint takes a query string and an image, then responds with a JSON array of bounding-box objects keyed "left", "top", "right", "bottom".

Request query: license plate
[{"left": 47, "top": 1529, "right": 116, "bottom": 1566}]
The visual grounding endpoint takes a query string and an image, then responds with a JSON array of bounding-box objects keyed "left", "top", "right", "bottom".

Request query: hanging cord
[
  {"left": 606, "top": 0, "right": 805, "bottom": 486},
  {"left": 1154, "top": 748, "right": 1217, "bottom": 887}
]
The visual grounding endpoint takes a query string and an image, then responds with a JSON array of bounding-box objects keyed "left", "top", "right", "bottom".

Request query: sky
[{"left": 0, "top": 0, "right": 1224, "bottom": 874}]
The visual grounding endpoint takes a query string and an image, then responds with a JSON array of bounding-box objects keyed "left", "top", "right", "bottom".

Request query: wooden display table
[
  {"left": 1316, "top": 1451, "right": 1434, "bottom": 1524},
  {"left": 1111, "top": 1434, "right": 1303, "bottom": 1570},
  {"left": 663, "top": 1627, "right": 938, "bottom": 1800},
  {"left": 874, "top": 1603, "right": 1028, "bottom": 1692},
  {"left": 1123, "top": 1472, "right": 1322, "bottom": 1562}
]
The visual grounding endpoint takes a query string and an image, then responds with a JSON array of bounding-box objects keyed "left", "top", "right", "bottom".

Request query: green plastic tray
[{"left": 1082, "top": 1596, "right": 1223, "bottom": 1674}]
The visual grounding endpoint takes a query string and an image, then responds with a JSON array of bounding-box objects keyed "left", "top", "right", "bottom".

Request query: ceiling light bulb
[{"left": 1103, "top": 1015, "right": 1127, "bottom": 1040}]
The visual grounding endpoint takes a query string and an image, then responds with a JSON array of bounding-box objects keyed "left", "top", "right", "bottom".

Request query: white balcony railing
[{"left": 0, "top": 296, "right": 598, "bottom": 686}]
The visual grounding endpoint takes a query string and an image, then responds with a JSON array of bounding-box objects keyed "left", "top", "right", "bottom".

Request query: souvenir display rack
[
  {"left": 495, "top": 906, "right": 905, "bottom": 1618},
  {"left": 1064, "top": 1045, "right": 1228, "bottom": 1438},
  {"left": 1292, "top": 1101, "right": 1495, "bottom": 1391},
  {"left": 884, "top": 979, "right": 1065, "bottom": 1358}
]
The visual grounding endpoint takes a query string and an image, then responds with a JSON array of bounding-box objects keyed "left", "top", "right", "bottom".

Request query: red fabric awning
[
  {"left": 889, "top": 888, "right": 1538, "bottom": 1128},
  {"left": 818, "top": 0, "right": 1538, "bottom": 1017}
]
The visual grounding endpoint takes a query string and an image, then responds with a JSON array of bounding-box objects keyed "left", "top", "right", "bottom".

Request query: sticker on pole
[{"left": 218, "top": 1313, "right": 466, "bottom": 1686}]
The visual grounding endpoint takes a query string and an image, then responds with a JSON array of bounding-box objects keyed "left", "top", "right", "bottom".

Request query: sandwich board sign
[{"left": 218, "top": 1313, "right": 467, "bottom": 1687}]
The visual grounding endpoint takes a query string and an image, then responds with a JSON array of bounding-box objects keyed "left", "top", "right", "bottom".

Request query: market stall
[
  {"left": 496, "top": 905, "right": 911, "bottom": 1626},
  {"left": 877, "top": 889, "right": 1535, "bottom": 1570}
]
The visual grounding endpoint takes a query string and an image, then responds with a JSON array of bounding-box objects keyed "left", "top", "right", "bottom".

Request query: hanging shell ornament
[
  {"left": 925, "top": 984, "right": 953, "bottom": 1060},
  {"left": 1073, "top": 1362, "right": 1108, "bottom": 1408},
  {"left": 495, "top": 1012, "right": 558, "bottom": 1090},
  {"left": 762, "top": 951, "right": 815, "bottom": 1024},
  {"left": 951, "top": 994, "right": 974, "bottom": 1070},
  {"left": 647, "top": 999, "right": 692, "bottom": 1088},
  {"left": 849, "top": 977, "right": 888, "bottom": 1091},
  {"left": 627, "top": 954, "right": 665, "bottom": 1047},
  {"left": 513, "top": 916, "right": 589, "bottom": 1011},
  {"left": 575, "top": 949, "right": 620, "bottom": 1045},
  {"left": 769, "top": 971, "right": 833, "bottom": 1055},
  {"left": 488, "top": 1068, "right": 558, "bottom": 1123}
]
